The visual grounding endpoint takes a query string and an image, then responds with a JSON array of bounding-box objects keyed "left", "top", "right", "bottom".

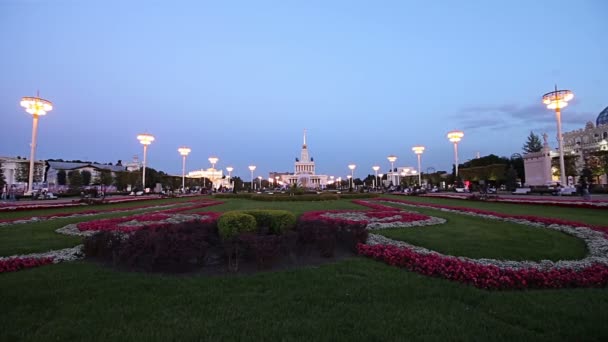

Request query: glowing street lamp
[
  {"left": 20, "top": 95, "right": 53, "bottom": 195},
  {"left": 348, "top": 164, "right": 356, "bottom": 189},
  {"left": 387, "top": 155, "right": 397, "bottom": 186},
  {"left": 208, "top": 157, "right": 219, "bottom": 169},
  {"left": 137, "top": 133, "right": 155, "bottom": 190},
  {"left": 178, "top": 147, "right": 191, "bottom": 192},
  {"left": 226, "top": 166, "right": 234, "bottom": 190},
  {"left": 378, "top": 173, "right": 384, "bottom": 188},
  {"left": 248, "top": 165, "right": 256, "bottom": 191},
  {"left": 347, "top": 175, "right": 352, "bottom": 189},
  {"left": 447, "top": 131, "right": 464, "bottom": 178},
  {"left": 372, "top": 165, "right": 380, "bottom": 189},
  {"left": 543, "top": 86, "right": 574, "bottom": 186},
  {"left": 258, "top": 176, "right": 263, "bottom": 190},
  {"left": 412, "top": 146, "right": 425, "bottom": 186}
]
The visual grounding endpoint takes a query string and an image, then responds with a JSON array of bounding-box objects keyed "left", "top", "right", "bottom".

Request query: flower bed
[
  {"left": 0, "top": 199, "right": 221, "bottom": 227},
  {"left": 0, "top": 257, "right": 54, "bottom": 274},
  {"left": 376, "top": 198, "right": 608, "bottom": 235},
  {"left": 348, "top": 198, "right": 608, "bottom": 289},
  {"left": 300, "top": 208, "right": 444, "bottom": 230},
  {"left": 357, "top": 244, "right": 608, "bottom": 290},
  {"left": 421, "top": 193, "right": 608, "bottom": 209}
]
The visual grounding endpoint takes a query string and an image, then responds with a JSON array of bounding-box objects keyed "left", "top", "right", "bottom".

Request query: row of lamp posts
[{"left": 18, "top": 85, "right": 573, "bottom": 195}]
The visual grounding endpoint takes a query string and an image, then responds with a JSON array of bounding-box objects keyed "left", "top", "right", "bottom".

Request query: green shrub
[
  {"left": 218, "top": 212, "right": 257, "bottom": 239},
  {"left": 242, "top": 210, "right": 296, "bottom": 234}
]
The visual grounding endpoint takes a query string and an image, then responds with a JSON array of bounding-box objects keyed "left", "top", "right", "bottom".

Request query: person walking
[{"left": 1, "top": 184, "right": 7, "bottom": 202}]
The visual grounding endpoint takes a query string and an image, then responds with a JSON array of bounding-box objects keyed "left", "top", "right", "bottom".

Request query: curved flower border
[
  {"left": 352, "top": 198, "right": 608, "bottom": 289},
  {"left": 0, "top": 200, "right": 221, "bottom": 227},
  {"left": 420, "top": 193, "right": 608, "bottom": 209},
  {"left": 300, "top": 208, "right": 445, "bottom": 230}
]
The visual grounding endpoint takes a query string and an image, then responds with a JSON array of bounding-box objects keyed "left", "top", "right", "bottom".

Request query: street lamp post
[
  {"left": 447, "top": 131, "right": 464, "bottom": 178},
  {"left": 372, "top": 165, "right": 380, "bottom": 190},
  {"left": 412, "top": 146, "right": 425, "bottom": 186},
  {"left": 347, "top": 175, "right": 352, "bottom": 189},
  {"left": 378, "top": 173, "right": 384, "bottom": 189},
  {"left": 226, "top": 166, "right": 234, "bottom": 191},
  {"left": 348, "top": 164, "right": 356, "bottom": 190},
  {"left": 248, "top": 165, "right": 256, "bottom": 191},
  {"left": 543, "top": 86, "right": 574, "bottom": 186},
  {"left": 387, "top": 155, "right": 397, "bottom": 186},
  {"left": 178, "top": 147, "right": 191, "bottom": 192},
  {"left": 208, "top": 157, "right": 219, "bottom": 190},
  {"left": 137, "top": 133, "right": 155, "bottom": 191},
  {"left": 20, "top": 95, "right": 53, "bottom": 196},
  {"left": 258, "top": 176, "right": 263, "bottom": 190}
]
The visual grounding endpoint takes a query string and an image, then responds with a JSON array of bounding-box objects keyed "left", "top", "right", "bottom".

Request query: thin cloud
[{"left": 455, "top": 102, "right": 593, "bottom": 131}]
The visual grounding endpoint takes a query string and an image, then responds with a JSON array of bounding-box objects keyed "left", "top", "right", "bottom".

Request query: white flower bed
[
  {"left": 319, "top": 211, "right": 446, "bottom": 230},
  {"left": 362, "top": 200, "right": 608, "bottom": 271},
  {"left": 0, "top": 245, "right": 84, "bottom": 264}
]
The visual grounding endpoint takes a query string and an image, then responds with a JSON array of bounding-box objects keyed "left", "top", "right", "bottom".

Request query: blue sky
[{"left": 1, "top": 0, "right": 606, "bottom": 179}]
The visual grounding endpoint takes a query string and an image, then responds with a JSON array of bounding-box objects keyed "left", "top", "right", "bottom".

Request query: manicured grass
[
  {"left": 1, "top": 260, "right": 607, "bottom": 341},
  {"left": 376, "top": 205, "right": 588, "bottom": 261},
  {"left": 387, "top": 195, "right": 608, "bottom": 227},
  {"left": 0, "top": 196, "right": 202, "bottom": 220},
  {"left": 189, "top": 198, "right": 367, "bottom": 216}
]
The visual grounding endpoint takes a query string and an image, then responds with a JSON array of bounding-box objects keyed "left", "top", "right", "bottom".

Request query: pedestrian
[{"left": 1, "top": 184, "right": 7, "bottom": 201}]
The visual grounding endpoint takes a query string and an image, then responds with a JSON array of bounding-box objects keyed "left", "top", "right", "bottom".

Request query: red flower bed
[
  {"left": 0, "top": 199, "right": 218, "bottom": 225},
  {"left": 0, "top": 257, "right": 54, "bottom": 274},
  {"left": 377, "top": 198, "right": 608, "bottom": 235},
  {"left": 299, "top": 209, "right": 429, "bottom": 226},
  {"left": 421, "top": 193, "right": 608, "bottom": 210},
  {"left": 357, "top": 244, "right": 608, "bottom": 290},
  {"left": 77, "top": 201, "right": 222, "bottom": 233}
]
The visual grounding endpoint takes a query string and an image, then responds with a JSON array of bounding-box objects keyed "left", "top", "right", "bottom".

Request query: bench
[{"left": 512, "top": 188, "right": 531, "bottom": 195}]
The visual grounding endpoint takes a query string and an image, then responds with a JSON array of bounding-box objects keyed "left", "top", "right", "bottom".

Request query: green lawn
[
  {"left": 1, "top": 197, "right": 607, "bottom": 340},
  {"left": 1, "top": 260, "right": 607, "bottom": 341},
  {"left": 375, "top": 205, "right": 587, "bottom": 261}
]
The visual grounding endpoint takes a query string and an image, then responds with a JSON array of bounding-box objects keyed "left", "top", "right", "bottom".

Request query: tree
[
  {"left": 98, "top": 170, "right": 114, "bottom": 187},
  {"left": 523, "top": 131, "right": 543, "bottom": 153},
  {"left": 15, "top": 162, "right": 44, "bottom": 183},
  {"left": 505, "top": 165, "right": 518, "bottom": 191},
  {"left": 0, "top": 162, "right": 5, "bottom": 188},
  {"left": 57, "top": 170, "right": 67, "bottom": 186},
  {"left": 68, "top": 171, "right": 83, "bottom": 190},
  {"left": 81, "top": 170, "right": 92, "bottom": 186}
]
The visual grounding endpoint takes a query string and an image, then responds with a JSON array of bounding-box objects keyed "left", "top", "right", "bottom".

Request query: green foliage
[
  {"left": 98, "top": 170, "right": 114, "bottom": 186},
  {"left": 15, "top": 161, "right": 44, "bottom": 183},
  {"left": 217, "top": 212, "right": 257, "bottom": 239},
  {"left": 67, "top": 170, "right": 83, "bottom": 189},
  {"left": 214, "top": 193, "right": 253, "bottom": 199},
  {"left": 56, "top": 170, "right": 67, "bottom": 186},
  {"left": 551, "top": 155, "right": 578, "bottom": 178},
  {"left": 241, "top": 210, "right": 296, "bottom": 234},
  {"left": 81, "top": 170, "right": 92, "bottom": 186},
  {"left": 505, "top": 165, "right": 518, "bottom": 191},
  {"left": 0, "top": 162, "right": 5, "bottom": 188},
  {"left": 522, "top": 131, "right": 543, "bottom": 153}
]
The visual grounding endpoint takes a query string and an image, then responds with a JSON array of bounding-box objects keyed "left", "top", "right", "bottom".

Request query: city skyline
[{"left": 1, "top": 0, "right": 607, "bottom": 179}]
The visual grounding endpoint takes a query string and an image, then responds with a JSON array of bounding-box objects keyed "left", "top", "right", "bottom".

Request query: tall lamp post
[
  {"left": 226, "top": 166, "right": 234, "bottom": 191},
  {"left": 248, "top": 165, "right": 256, "bottom": 191},
  {"left": 412, "top": 146, "right": 425, "bottom": 186},
  {"left": 387, "top": 155, "right": 397, "bottom": 186},
  {"left": 20, "top": 95, "right": 53, "bottom": 195},
  {"left": 348, "top": 164, "right": 356, "bottom": 189},
  {"left": 543, "top": 86, "right": 574, "bottom": 186},
  {"left": 137, "top": 133, "right": 155, "bottom": 191},
  {"left": 258, "top": 176, "right": 263, "bottom": 190},
  {"left": 378, "top": 173, "right": 384, "bottom": 188},
  {"left": 208, "top": 157, "right": 219, "bottom": 190},
  {"left": 447, "top": 131, "right": 464, "bottom": 178},
  {"left": 372, "top": 165, "right": 380, "bottom": 189},
  {"left": 347, "top": 175, "right": 352, "bottom": 189},
  {"left": 178, "top": 147, "right": 191, "bottom": 192}
]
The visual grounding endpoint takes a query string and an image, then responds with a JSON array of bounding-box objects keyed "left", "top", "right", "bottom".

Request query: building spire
[{"left": 303, "top": 128, "right": 307, "bottom": 147}]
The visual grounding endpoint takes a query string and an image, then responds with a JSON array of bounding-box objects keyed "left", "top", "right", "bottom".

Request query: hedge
[
  {"left": 217, "top": 212, "right": 257, "bottom": 239},
  {"left": 241, "top": 210, "right": 296, "bottom": 234}
]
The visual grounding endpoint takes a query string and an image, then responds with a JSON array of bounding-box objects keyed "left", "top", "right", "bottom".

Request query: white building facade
[{"left": 276, "top": 130, "right": 329, "bottom": 189}]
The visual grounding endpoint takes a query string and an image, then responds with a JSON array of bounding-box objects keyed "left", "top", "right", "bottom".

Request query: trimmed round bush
[
  {"left": 242, "top": 210, "right": 296, "bottom": 234},
  {"left": 218, "top": 212, "right": 257, "bottom": 239}
]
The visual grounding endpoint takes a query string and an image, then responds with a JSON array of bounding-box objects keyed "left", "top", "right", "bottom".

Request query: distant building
[
  {"left": 274, "top": 130, "right": 329, "bottom": 188},
  {"left": 46, "top": 161, "right": 126, "bottom": 187},
  {"left": 523, "top": 107, "right": 608, "bottom": 186}
]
